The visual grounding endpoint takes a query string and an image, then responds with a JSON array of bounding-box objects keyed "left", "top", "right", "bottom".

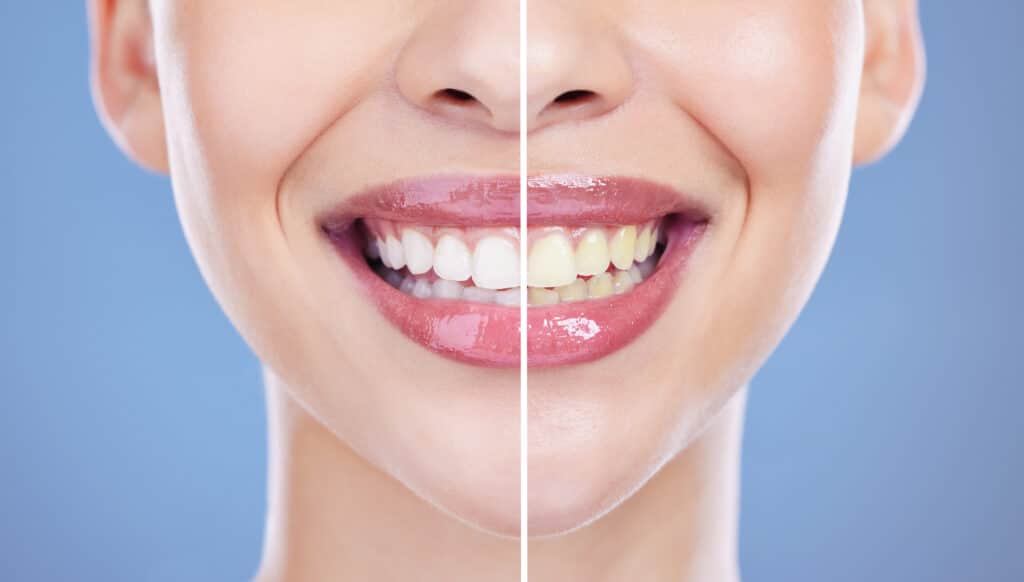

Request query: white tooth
[
  {"left": 402, "top": 229, "right": 434, "bottom": 275},
  {"left": 386, "top": 235, "right": 406, "bottom": 270},
  {"left": 365, "top": 238, "right": 381, "bottom": 260},
  {"left": 462, "top": 287, "right": 497, "bottom": 303},
  {"left": 432, "top": 279, "right": 463, "bottom": 300},
  {"left": 628, "top": 264, "right": 643, "bottom": 284},
  {"left": 383, "top": 270, "right": 403, "bottom": 289},
  {"left": 494, "top": 288, "right": 521, "bottom": 307},
  {"left": 637, "top": 255, "right": 657, "bottom": 279},
  {"left": 411, "top": 278, "right": 433, "bottom": 299},
  {"left": 399, "top": 276, "right": 416, "bottom": 295},
  {"left": 473, "top": 236, "right": 519, "bottom": 290},
  {"left": 433, "top": 235, "right": 472, "bottom": 281},
  {"left": 379, "top": 239, "right": 392, "bottom": 268},
  {"left": 527, "top": 232, "right": 576, "bottom": 288},
  {"left": 613, "top": 270, "right": 635, "bottom": 295}
]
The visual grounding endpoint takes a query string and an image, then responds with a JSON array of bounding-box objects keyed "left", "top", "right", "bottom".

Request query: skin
[
  {"left": 89, "top": 0, "right": 924, "bottom": 580},
  {"left": 526, "top": 1, "right": 923, "bottom": 579}
]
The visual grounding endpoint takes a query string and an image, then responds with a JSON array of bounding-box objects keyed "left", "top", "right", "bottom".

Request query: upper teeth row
[
  {"left": 363, "top": 220, "right": 662, "bottom": 290},
  {"left": 527, "top": 224, "right": 660, "bottom": 288},
  {"left": 369, "top": 230, "right": 520, "bottom": 289}
]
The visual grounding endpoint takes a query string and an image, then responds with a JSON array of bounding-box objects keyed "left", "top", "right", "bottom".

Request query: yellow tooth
[
  {"left": 606, "top": 225, "right": 630, "bottom": 270},
  {"left": 609, "top": 226, "right": 637, "bottom": 270},
  {"left": 528, "top": 287, "right": 560, "bottom": 306},
  {"left": 556, "top": 278, "right": 588, "bottom": 302},
  {"left": 575, "top": 229, "right": 610, "bottom": 276},
  {"left": 527, "top": 232, "right": 576, "bottom": 288},
  {"left": 613, "top": 270, "right": 635, "bottom": 295},
  {"left": 587, "top": 272, "right": 615, "bottom": 299},
  {"left": 634, "top": 225, "right": 652, "bottom": 262}
]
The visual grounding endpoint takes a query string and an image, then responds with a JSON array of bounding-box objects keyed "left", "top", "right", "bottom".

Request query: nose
[
  {"left": 526, "top": 5, "right": 633, "bottom": 133},
  {"left": 395, "top": 2, "right": 634, "bottom": 135},
  {"left": 395, "top": 1, "right": 521, "bottom": 134}
]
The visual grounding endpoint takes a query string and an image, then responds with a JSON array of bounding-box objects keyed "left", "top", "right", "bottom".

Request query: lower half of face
[{"left": 152, "top": 0, "right": 863, "bottom": 536}]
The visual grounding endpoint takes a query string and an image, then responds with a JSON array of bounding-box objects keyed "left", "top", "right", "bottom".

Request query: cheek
[
  {"left": 625, "top": 1, "right": 865, "bottom": 384},
  {"left": 642, "top": 0, "right": 864, "bottom": 187},
  {"left": 148, "top": 1, "right": 415, "bottom": 372},
  {"left": 154, "top": 1, "right": 411, "bottom": 205}
]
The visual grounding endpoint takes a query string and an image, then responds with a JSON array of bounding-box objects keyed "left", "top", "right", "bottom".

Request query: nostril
[
  {"left": 552, "top": 90, "right": 597, "bottom": 105},
  {"left": 436, "top": 88, "right": 478, "bottom": 104}
]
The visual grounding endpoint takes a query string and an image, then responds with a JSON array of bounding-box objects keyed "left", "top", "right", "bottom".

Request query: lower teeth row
[{"left": 373, "top": 249, "right": 661, "bottom": 307}]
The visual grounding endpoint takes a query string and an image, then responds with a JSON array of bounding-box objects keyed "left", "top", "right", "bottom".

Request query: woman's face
[{"left": 127, "top": 0, "right": 895, "bottom": 536}]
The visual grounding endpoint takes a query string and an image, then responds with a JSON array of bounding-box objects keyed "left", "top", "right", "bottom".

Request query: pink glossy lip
[
  {"left": 320, "top": 175, "right": 709, "bottom": 368},
  {"left": 527, "top": 175, "right": 709, "bottom": 367},
  {"left": 322, "top": 175, "right": 522, "bottom": 367}
]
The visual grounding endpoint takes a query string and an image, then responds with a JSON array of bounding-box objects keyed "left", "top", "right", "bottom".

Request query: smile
[{"left": 321, "top": 175, "right": 709, "bottom": 367}]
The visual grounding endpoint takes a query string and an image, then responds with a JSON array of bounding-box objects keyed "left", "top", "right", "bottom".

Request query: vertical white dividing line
[{"left": 519, "top": 0, "right": 528, "bottom": 577}]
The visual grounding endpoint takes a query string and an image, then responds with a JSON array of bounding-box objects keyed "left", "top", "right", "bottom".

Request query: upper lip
[
  {"left": 319, "top": 174, "right": 712, "bottom": 229},
  {"left": 527, "top": 175, "right": 711, "bottom": 226},
  {"left": 320, "top": 175, "right": 520, "bottom": 229}
]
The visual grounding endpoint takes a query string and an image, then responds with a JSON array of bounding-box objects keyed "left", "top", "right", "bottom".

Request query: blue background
[{"left": 2, "top": 3, "right": 1021, "bottom": 581}]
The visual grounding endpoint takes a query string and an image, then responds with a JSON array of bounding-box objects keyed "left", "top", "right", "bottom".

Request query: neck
[
  {"left": 529, "top": 388, "right": 747, "bottom": 582},
  {"left": 255, "top": 369, "right": 520, "bottom": 582}
]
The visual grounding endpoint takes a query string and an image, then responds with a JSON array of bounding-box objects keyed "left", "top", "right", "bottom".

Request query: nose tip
[
  {"left": 525, "top": 10, "right": 634, "bottom": 133},
  {"left": 394, "top": 2, "right": 520, "bottom": 134},
  {"left": 395, "top": 2, "right": 633, "bottom": 135}
]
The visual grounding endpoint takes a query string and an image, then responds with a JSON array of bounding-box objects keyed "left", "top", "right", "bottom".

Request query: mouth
[{"left": 320, "top": 175, "right": 709, "bottom": 368}]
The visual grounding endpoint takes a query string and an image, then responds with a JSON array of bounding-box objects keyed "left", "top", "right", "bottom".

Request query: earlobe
[
  {"left": 853, "top": 0, "right": 926, "bottom": 166},
  {"left": 88, "top": 0, "right": 168, "bottom": 173}
]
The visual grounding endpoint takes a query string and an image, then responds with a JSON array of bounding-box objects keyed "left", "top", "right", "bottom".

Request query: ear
[
  {"left": 853, "top": 0, "right": 926, "bottom": 165},
  {"left": 88, "top": 0, "right": 168, "bottom": 173}
]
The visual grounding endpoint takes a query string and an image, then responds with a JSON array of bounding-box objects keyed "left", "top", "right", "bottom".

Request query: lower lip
[
  {"left": 328, "top": 216, "right": 704, "bottom": 368},
  {"left": 528, "top": 216, "right": 704, "bottom": 367}
]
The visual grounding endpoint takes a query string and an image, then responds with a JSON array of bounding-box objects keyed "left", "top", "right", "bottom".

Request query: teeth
[
  {"left": 575, "top": 230, "right": 610, "bottom": 276},
  {"left": 399, "top": 276, "right": 416, "bottom": 295},
  {"left": 432, "top": 279, "right": 463, "bottom": 300},
  {"left": 609, "top": 226, "right": 637, "bottom": 271},
  {"left": 411, "top": 278, "right": 433, "bottom": 299},
  {"left": 473, "top": 236, "right": 519, "bottom": 290},
  {"left": 527, "top": 232, "right": 576, "bottom": 288},
  {"left": 462, "top": 287, "right": 496, "bottom": 303},
  {"left": 634, "top": 225, "right": 653, "bottom": 262},
  {"left": 385, "top": 235, "right": 405, "bottom": 270},
  {"left": 628, "top": 264, "right": 643, "bottom": 284},
  {"left": 434, "top": 234, "right": 473, "bottom": 282},
  {"left": 613, "top": 270, "right": 635, "bottom": 295},
  {"left": 587, "top": 272, "right": 615, "bottom": 299},
  {"left": 528, "top": 287, "right": 560, "bottom": 306},
  {"left": 637, "top": 255, "right": 657, "bottom": 279},
  {"left": 556, "top": 278, "right": 588, "bottom": 303},
  {"left": 363, "top": 218, "right": 666, "bottom": 306},
  {"left": 402, "top": 229, "right": 434, "bottom": 275},
  {"left": 386, "top": 264, "right": 660, "bottom": 307},
  {"left": 495, "top": 289, "right": 522, "bottom": 307}
]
